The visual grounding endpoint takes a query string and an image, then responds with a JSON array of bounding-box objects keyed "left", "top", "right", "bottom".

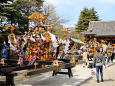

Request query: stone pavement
[
  {"left": 0, "top": 60, "right": 114, "bottom": 86},
  {"left": 15, "top": 61, "right": 115, "bottom": 86},
  {"left": 16, "top": 64, "right": 92, "bottom": 86},
  {"left": 80, "top": 62, "right": 115, "bottom": 86}
]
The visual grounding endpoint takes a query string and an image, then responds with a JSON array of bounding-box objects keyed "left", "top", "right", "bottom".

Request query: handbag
[{"left": 91, "top": 69, "right": 95, "bottom": 75}]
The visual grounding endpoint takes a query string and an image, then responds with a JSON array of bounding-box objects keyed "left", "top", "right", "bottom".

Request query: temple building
[{"left": 83, "top": 21, "right": 115, "bottom": 44}]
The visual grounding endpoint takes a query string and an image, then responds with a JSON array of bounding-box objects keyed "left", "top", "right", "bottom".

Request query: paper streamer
[
  {"left": 49, "top": 32, "right": 59, "bottom": 48},
  {"left": 64, "top": 40, "right": 70, "bottom": 53},
  {"left": 8, "top": 36, "right": 17, "bottom": 51},
  {"left": 30, "top": 35, "right": 36, "bottom": 42},
  {"left": 18, "top": 52, "right": 24, "bottom": 66},
  {"left": 41, "top": 34, "right": 46, "bottom": 41}
]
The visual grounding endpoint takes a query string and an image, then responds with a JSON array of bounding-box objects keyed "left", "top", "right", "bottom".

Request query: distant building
[{"left": 83, "top": 21, "right": 115, "bottom": 44}]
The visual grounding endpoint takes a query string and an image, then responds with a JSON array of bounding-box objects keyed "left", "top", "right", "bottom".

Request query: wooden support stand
[{"left": 52, "top": 67, "right": 73, "bottom": 78}]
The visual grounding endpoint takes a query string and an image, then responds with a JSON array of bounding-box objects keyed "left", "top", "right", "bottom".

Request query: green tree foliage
[
  {"left": 0, "top": 0, "right": 14, "bottom": 45},
  {"left": 13, "top": 0, "right": 43, "bottom": 16},
  {"left": 76, "top": 7, "right": 99, "bottom": 31},
  {"left": 13, "top": 0, "right": 44, "bottom": 33},
  {"left": 0, "top": 0, "right": 43, "bottom": 48},
  {"left": 0, "top": 0, "right": 43, "bottom": 34},
  {"left": 0, "top": 0, "right": 13, "bottom": 3}
]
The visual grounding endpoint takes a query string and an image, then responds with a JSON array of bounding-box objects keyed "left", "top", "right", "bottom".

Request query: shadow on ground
[
  {"left": 16, "top": 74, "right": 88, "bottom": 86},
  {"left": 103, "top": 79, "right": 114, "bottom": 82},
  {"left": 76, "top": 77, "right": 92, "bottom": 86},
  {"left": 0, "top": 81, "right": 5, "bottom": 86}
]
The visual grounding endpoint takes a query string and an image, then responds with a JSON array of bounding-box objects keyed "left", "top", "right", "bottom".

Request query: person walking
[
  {"left": 93, "top": 49, "right": 106, "bottom": 83},
  {"left": 82, "top": 49, "right": 89, "bottom": 67}
]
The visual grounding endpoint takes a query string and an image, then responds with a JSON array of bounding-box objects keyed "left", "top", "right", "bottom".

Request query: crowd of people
[
  {"left": 77, "top": 40, "right": 115, "bottom": 68},
  {"left": 77, "top": 38, "right": 115, "bottom": 83}
]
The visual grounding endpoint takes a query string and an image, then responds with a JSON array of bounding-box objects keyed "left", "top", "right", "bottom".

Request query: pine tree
[
  {"left": 0, "top": 0, "right": 43, "bottom": 49},
  {"left": 13, "top": 0, "right": 44, "bottom": 34},
  {"left": 76, "top": 7, "right": 99, "bottom": 31},
  {"left": 0, "top": 0, "right": 44, "bottom": 34}
]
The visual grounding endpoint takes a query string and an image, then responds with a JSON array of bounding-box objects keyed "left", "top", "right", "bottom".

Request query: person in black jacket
[{"left": 111, "top": 46, "right": 115, "bottom": 62}]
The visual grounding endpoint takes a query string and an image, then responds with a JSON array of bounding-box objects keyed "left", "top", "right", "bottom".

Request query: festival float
[{"left": 0, "top": 12, "right": 83, "bottom": 86}]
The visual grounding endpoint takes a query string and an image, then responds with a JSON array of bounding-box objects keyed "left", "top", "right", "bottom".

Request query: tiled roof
[{"left": 84, "top": 21, "right": 115, "bottom": 36}]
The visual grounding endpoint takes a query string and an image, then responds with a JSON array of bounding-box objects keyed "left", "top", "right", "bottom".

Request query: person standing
[
  {"left": 2, "top": 45, "right": 8, "bottom": 59},
  {"left": 104, "top": 52, "right": 108, "bottom": 63},
  {"left": 102, "top": 43, "right": 107, "bottom": 53},
  {"left": 111, "top": 45, "right": 115, "bottom": 62},
  {"left": 107, "top": 42, "right": 112, "bottom": 63},
  {"left": 60, "top": 50, "right": 65, "bottom": 59},
  {"left": 113, "top": 45, "right": 115, "bottom": 60},
  {"left": 93, "top": 49, "right": 106, "bottom": 83},
  {"left": 82, "top": 49, "right": 89, "bottom": 67}
]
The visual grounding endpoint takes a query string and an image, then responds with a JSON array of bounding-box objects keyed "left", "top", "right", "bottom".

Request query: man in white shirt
[{"left": 103, "top": 44, "right": 107, "bottom": 52}]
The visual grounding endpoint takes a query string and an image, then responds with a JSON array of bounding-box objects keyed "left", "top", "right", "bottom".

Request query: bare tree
[
  {"left": 40, "top": 3, "right": 69, "bottom": 34},
  {"left": 41, "top": 3, "right": 69, "bottom": 25}
]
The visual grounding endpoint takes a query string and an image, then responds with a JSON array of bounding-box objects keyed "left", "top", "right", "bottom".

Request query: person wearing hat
[{"left": 2, "top": 45, "right": 8, "bottom": 58}]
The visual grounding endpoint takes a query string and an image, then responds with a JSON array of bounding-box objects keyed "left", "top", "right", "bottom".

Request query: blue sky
[{"left": 45, "top": 0, "right": 115, "bottom": 28}]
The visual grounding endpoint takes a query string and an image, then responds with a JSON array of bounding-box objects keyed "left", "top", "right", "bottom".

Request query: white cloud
[
  {"left": 44, "top": 0, "right": 79, "bottom": 6},
  {"left": 44, "top": 0, "right": 115, "bottom": 27},
  {"left": 45, "top": 0, "right": 58, "bottom": 6},
  {"left": 45, "top": 0, "right": 115, "bottom": 6}
]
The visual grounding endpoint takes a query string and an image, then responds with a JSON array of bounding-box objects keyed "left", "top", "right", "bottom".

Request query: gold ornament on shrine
[
  {"left": 5, "top": 25, "right": 16, "bottom": 45},
  {"left": 63, "top": 28, "right": 69, "bottom": 40},
  {"left": 28, "top": 12, "right": 49, "bottom": 23}
]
